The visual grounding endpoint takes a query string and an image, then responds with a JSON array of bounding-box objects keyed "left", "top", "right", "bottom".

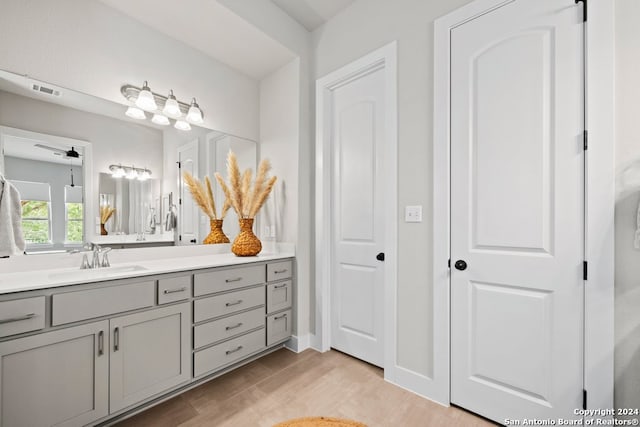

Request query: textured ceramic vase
[
  {"left": 203, "top": 219, "right": 230, "bottom": 244},
  {"left": 231, "top": 218, "right": 262, "bottom": 256}
]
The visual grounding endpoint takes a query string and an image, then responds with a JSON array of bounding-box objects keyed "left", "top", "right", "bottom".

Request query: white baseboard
[{"left": 285, "top": 333, "right": 312, "bottom": 353}]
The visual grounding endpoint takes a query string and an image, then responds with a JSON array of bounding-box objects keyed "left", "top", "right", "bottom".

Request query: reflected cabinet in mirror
[{"left": 0, "top": 68, "right": 256, "bottom": 252}]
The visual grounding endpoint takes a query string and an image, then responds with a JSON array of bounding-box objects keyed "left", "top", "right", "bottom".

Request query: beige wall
[
  {"left": 0, "top": 0, "right": 260, "bottom": 140},
  {"left": 615, "top": 0, "right": 640, "bottom": 411},
  {"left": 313, "top": 0, "right": 474, "bottom": 377}
]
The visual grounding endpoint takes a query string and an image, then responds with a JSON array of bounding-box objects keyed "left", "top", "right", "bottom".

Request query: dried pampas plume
[
  {"left": 217, "top": 150, "right": 277, "bottom": 219},
  {"left": 183, "top": 171, "right": 227, "bottom": 220}
]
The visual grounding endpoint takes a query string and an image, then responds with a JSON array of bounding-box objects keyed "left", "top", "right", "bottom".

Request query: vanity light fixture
[
  {"left": 108, "top": 164, "right": 152, "bottom": 181},
  {"left": 174, "top": 120, "right": 191, "bottom": 131},
  {"left": 135, "top": 81, "right": 158, "bottom": 111},
  {"left": 121, "top": 83, "right": 203, "bottom": 131}
]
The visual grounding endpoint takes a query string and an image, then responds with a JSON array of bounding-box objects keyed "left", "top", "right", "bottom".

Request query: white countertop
[{"left": 0, "top": 244, "right": 294, "bottom": 295}]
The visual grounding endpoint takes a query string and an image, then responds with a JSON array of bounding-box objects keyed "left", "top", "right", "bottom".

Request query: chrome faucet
[
  {"left": 69, "top": 244, "right": 112, "bottom": 269},
  {"left": 91, "top": 245, "right": 101, "bottom": 269}
]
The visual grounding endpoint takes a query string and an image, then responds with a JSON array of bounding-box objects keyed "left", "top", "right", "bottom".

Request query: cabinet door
[
  {"left": 0, "top": 321, "right": 109, "bottom": 427},
  {"left": 109, "top": 302, "right": 190, "bottom": 413}
]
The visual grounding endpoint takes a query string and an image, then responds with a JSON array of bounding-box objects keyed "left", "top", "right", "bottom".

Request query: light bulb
[
  {"left": 174, "top": 120, "right": 191, "bottom": 131},
  {"left": 125, "top": 106, "right": 146, "bottom": 120},
  {"left": 111, "top": 165, "right": 126, "bottom": 178},
  {"left": 135, "top": 81, "right": 158, "bottom": 111},
  {"left": 186, "top": 98, "right": 203, "bottom": 124},
  {"left": 151, "top": 114, "right": 170, "bottom": 126},
  {"left": 162, "top": 90, "right": 182, "bottom": 118},
  {"left": 126, "top": 168, "right": 138, "bottom": 180},
  {"left": 138, "top": 170, "right": 151, "bottom": 181}
]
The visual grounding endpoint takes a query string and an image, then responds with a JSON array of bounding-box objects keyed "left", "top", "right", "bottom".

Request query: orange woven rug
[{"left": 273, "top": 416, "right": 367, "bottom": 427}]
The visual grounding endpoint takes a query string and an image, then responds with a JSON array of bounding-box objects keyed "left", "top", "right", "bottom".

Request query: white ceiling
[
  {"left": 270, "top": 0, "right": 355, "bottom": 31},
  {"left": 99, "top": 0, "right": 296, "bottom": 80},
  {"left": 3, "top": 135, "right": 83, "bottom": 167}
]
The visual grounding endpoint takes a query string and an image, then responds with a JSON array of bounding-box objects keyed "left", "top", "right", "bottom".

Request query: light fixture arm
[{"left": 120, "top": 84, "right": 201, "bottom": 118}]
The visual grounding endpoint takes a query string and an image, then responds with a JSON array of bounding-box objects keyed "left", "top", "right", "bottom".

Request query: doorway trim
[
  {"left": 433, "top": 0, "right": 614, "bottom": 409},
  {"left": 313, "top": 42, "right": 398, "bottom": 375}
]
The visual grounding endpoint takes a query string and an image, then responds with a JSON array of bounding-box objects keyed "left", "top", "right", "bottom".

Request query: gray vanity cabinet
[
  {"left": 0, "top": 320, "right": 109, "bottom": 427},
  {"left": 109, "top": 302, "right": 190, "bottom": 413}
]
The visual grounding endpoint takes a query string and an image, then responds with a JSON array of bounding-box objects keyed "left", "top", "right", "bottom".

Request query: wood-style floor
[{"left": 115, "top": 348, "right": 494, "bottom": 427}]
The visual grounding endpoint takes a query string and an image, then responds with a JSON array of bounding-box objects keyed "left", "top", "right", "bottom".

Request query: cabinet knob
[{"left": 376, "top": 252, "right": 385, "bottom": 261}]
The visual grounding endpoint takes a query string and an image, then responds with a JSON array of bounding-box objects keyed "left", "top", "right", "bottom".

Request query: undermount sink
[{"left": 48, "top": 265, "right": 148, "bottom": 281}]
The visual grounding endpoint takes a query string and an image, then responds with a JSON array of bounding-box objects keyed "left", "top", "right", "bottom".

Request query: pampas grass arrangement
[
  {"left": 100, "top": 206, "right": 116, "bottom": 224},
  {"left": 215, "top": 150, "right": 278, "bottom": 256},
  {"left": 182, "top": 172, "right": 231, "bottom": 244},
  {"left": 214, "top": 151, "right": 277, "bottom": 219}
]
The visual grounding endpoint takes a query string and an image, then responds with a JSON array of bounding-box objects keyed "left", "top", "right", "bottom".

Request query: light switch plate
[{"left": 405, "top": 205, "right": 422, "bottom": 222}]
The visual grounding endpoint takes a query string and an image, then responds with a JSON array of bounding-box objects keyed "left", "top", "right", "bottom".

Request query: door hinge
[
  {"left": 583, "top": 261, "right": 588, "bottom": 281},
  {"left": 177, "top": 161, "right": 181, "bottom": 168},
  {"left": 575, "top": 0, "right": 587, "bottom": 22},
  {"left": 583, "top": 130, "right": 588, "bottom": 150},
  {"left": 583, "top": 389, "right": 587, "bottom": 410},
  {"left": 179, "top": 198, "right": 182, "bottom": 205},
  {"left": 448, "top": 259, "right": 451, "bottom": 268},
  {"left": 179, "top": 235, "right": 182, "bottom": 241}
]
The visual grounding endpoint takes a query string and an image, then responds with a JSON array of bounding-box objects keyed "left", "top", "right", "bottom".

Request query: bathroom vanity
[{"left": 0, "top": 249, "right": 294, "bottom": 427}]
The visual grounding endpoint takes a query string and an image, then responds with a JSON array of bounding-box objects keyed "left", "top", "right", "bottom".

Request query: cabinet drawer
[
  {"left": 193, "top": 286, "right": 264, "bottom": 323},
  {"left": 266, "top": 280, "right": 292, "bottom": 314},
  {"left": 194, "top": 307, "right": 264, "bottom": 349},
  {"left": 193, "top": 328, "right": 265, "bottom": 377},
  {"left": 52, "top": 281, "right": 155, "bottom": 326},
  {"left": 158, "top": 275, "right": 192, "bottom": 305},
  {"left": 193, "top": 264, "right": 264, "bottom": 296},
  {"left": 266, "top": 309, "right": 292, "bottom": 346},
  {"left": 0, "top": 296, "right": 46, "bottom": 338},
  {"left": 267, "top": 260, "right": 292, "bottom": 282}
]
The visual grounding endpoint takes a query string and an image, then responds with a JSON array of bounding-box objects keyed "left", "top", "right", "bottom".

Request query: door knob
[
  {"left": 376, "top": 252, "right": 385, "bottom": 261},
  {"left": 454, "top": 260, "right": 467, "bottom": 271}
]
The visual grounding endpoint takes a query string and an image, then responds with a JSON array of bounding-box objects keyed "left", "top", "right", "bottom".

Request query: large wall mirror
[{"left": 0, "top": 68, "right": 256, "bottom": 253}]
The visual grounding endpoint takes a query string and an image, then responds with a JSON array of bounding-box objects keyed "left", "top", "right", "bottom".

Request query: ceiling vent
[{"left": 31, "top": 83, "right": 61, "bottom": 97}]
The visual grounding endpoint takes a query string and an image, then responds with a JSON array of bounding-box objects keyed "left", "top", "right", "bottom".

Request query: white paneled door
[
  {"left": 330, "top": 66, "right": 385, "bottom": 368},
  {"left": 450, "top": 0, "right": 584, "bottom": 422},
  {"left": 178, "top": 140, "right": 199, "bottom": 245}
]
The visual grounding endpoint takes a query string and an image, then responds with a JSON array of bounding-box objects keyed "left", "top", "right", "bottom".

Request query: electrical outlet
[
  {"left": 264, "top": 226, "right": 270, "bottom": 236},
  {"left": 405, "top": 205, "right": 422, "bottom": 223},
  {"left": 270, "top": 225, "right": 276, "bottom": 238}
]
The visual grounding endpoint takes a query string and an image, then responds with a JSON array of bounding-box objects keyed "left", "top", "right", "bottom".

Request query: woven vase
[
  {"left": 231, "top": 218, "right": 262, "bottom": 256},
  {"left": 203, "top": 219, "right": 230, "bottom": 244}
]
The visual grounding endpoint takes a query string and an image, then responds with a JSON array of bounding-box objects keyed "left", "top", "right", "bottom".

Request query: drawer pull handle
[
  {"left": 274, "top": 313, "right": 288, "bottom": 320},
  {"left": 226, "top": 345, "right": 243, "bottom": 355},
  {"left": 225, "top": 300, "right": 243, "bottom": 307},
  {"left": 274, "top": 269, "right": 288, "bottom": 274},
  {"left": 0, "top": 313, "right": 36, "bottom": 324},
  {"left": 114, "top": 327, "right": 120, "bottom": 352},
  {"left": 226, "top": 322, "right": 244, "bottom": 331},
  {"left": 225, "top": 277, "right": 243, "bottom": 283},
  {"left": 98, "top": 331, "right": 104, "bottom": 356},
  {"left": 274, "top": 283, "right": 288, "bottom": 289},
  {"left": 163, "top": 286, "right": 187, "bottom": 294}
]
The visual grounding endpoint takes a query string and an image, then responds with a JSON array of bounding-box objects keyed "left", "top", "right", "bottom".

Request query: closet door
[{"left": 450, "top": 0, "right": 584, "bottom": 422}]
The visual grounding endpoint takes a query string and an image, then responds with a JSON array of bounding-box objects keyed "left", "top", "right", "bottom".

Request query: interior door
[
  {"left": 178, "top": 140, "right": 198, "bottom": 245},
  {"left": 330, "top": 66, "right": 385, "bottom": 368},
  {"left": 450, "top": 0, "right": 584, "bottom": 422}
]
